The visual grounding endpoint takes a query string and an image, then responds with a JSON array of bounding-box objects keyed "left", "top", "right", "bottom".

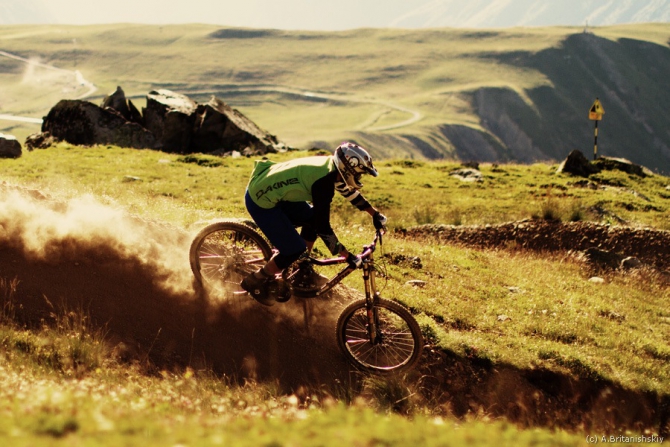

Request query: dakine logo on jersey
[{"left": 256, "top": 178, "right": 300, "bottom": 199}]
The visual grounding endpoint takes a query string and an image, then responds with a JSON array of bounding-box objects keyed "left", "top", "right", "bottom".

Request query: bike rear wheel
[
  {"left": 336, "top": 298, "right": 423, "bottom": 374},
  {"left": 189, "top": 220, "right": 272, "bottom": 293}
]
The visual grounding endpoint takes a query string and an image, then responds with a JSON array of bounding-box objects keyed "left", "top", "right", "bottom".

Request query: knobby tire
[
  {"left": 336, "top": 298, "right": 423, "bottom": 374},
  {"left": 189, "top": 220, "right": 272, "bottom": 292}
]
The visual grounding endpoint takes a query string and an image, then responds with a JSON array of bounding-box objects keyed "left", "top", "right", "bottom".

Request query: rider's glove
[
  {"left": 346, "top": 252, "right": 363, "bottom": 269},
  {"left": 373, "top": 211, "right": 388, "bottom": 230}
]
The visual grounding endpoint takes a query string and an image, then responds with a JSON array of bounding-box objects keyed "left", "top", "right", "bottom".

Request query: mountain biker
[{"left": 241, "top": 142, "right": 387, "bottom": 306}]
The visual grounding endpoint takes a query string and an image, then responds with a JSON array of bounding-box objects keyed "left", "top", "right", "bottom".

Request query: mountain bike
[{"left": 189, "top": 219, "right": 423, "bottom": 374}]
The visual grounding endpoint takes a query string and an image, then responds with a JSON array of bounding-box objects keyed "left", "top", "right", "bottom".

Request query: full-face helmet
[{"left": 333, "top": 142, "right": 378, "bottom": 189}]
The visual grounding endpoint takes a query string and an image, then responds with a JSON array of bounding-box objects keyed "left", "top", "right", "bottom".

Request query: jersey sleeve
[
  {"left": 312, "top": 172, "right": 346, "bottom": 255},
  {"left": 335, "top": 180, "right": 372, "bottom": 211}
]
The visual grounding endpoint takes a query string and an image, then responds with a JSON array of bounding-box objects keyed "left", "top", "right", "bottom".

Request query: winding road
[
  {"left": 207, "top": 85, "right": 423, "bottom": 132},
  {"left": 1, "top": 50, "right": 422, "bottom": 132},
  {"left": 0, "top": 50, "right": 97, "bottom": 124}
]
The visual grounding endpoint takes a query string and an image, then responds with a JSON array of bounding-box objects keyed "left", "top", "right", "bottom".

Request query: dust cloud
[{"left": 0, "top": 184, "right": 357, "bottom": 390}]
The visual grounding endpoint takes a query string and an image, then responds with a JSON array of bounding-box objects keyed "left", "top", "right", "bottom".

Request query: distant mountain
[
  {"left": 389, "top": 0, "right": 670, "bottom": 28},
  {"left": 0, "top": 0, "right": 53, "bottom": 25}
]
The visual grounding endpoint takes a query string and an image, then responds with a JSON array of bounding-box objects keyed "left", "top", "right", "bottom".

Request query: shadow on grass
[
  {"left": 417, "top": 345, "right": 669, "bottom": 437},
  {"left": 0, "top": 238, "right": 356, "bottom": 391}
]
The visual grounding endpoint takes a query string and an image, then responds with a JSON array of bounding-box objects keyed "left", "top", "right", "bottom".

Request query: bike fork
[{"left": 363, "top": 259, "right": 381, "bottom": 345}]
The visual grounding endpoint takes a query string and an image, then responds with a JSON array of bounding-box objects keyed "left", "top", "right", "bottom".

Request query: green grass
[
  {"left": 2, "top": 145, "right": 667, "bottom": 229},
  {"left": 0, "top": 344, "right": 585, "bottom": 446},
  {"left": 0, "top": 144, "right": 668, "bottom": 444}
]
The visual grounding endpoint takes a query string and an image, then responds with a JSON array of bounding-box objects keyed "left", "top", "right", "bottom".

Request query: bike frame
[
  {"left": 243, "top": 230, "right": 385, "bottom": 344},
  {"left": 194, "top": 222, "right": 421, "bottom": 372},
  {"left": 287, "top": 230, "right": 382, "bottom": 295},
  {"left": 288, "top": 230, "right": 385, "bottom": 345}
]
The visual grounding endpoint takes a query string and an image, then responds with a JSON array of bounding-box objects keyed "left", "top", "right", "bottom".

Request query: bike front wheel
[
  {"left": 336, "top": 298, "right": 423, "bottom": 374},
  {"left": 189, "top": 220, "right": 272, "bottom": 293}
]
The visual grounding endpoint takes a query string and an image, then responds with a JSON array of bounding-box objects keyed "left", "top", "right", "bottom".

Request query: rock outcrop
[
  {"left": 557, "top": 150, "right": 651, "bottom": 178},
  {"left": 28, "top": 87, "right": 286, "bottom": 156},
  {"left": 101, "top": 86, "right": 143, "bottom": 125},
  {"left": 593, "top": 156, "right": 653, "bottom": 177},
  {"left": 41, "top": 99, "right": 156, "bottom": 149},
  {"left": 143, "top": 90, "right": 198, "bottom": 153},
  {"left": 192, "top": 96, "right": 281, "bottom": 155}
]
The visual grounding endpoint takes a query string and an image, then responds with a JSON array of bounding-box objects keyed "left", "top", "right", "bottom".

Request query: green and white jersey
[
  {"left": 245, "top": 155, "right": 373, "bottom": 255},
  {"left": 247, "top": 156, "right": 335, "bottom": 209}
]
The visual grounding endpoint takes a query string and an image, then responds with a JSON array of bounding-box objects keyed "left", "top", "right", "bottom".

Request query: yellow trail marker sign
[
  {"left": 589, "top": 98, "right": 604, "bottom": 159},
  {"left": 589, "top": 98, "right": 605, "bottom": 121}
]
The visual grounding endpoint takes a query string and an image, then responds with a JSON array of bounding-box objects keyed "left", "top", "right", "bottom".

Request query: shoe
[
  {"left": 274, "top": 278, "right": 292, "bottom": 303},
  {"left": 291, "top": 261, "right": 328, "bottom": 294},
  {"left": 240, "top": 271, "right": 276, "bottom": 307}
]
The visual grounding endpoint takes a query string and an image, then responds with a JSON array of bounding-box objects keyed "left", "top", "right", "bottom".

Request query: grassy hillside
[
  {"left": 1, "top": 23, "right": 669, "bottom": 172},
  {"left": 0, "top": 145, "right": 668, "bottom": 443}
]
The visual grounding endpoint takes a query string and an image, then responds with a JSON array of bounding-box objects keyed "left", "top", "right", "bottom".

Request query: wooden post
[
  {"left": 589, "top": 98, "right": 604, "bottom": 159},
  {"left": 594, "top": 120, "right": 598, "bottom": 160}
]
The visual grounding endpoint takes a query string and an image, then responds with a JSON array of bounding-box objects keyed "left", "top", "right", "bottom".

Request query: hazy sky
[
  {"left": 8, "top": 0, "right": 669, "bottom": 30},
  {"left": 42, "top": 0, "right": 423, "bottom": 30}
]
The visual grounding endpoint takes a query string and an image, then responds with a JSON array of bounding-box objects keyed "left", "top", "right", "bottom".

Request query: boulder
[
  {"left": 39, "top": 87, "right": 288, "bottom": 155},
  {"left": 593, "top": 156, "right": 652, "bottom": 177},
  {"left": 42, "top": 100, "right": 156, "bottom": 149},
  {"left": 142, "top": 90, "right": 197, "bottom": 153},
  {"left": 192, "top": 96, "right": 282, "bottom": 155},
  {"left": 556, "top": 150, "right": 600, "bottom": 177},
  {"left": 101, "top": 86, "right": 143, "bottom": 125},
  {"left": 0, "top": 133, "right": 22, "bottom": 158}
]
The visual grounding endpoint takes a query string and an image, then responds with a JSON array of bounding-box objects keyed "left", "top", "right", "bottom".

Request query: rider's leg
[
  {"left": 245, "top": 193, "right": 308, "bottom": 260},
  {"left": 276, "top": 201, "right": 317, "bottom": 253},
  {"left": 243, "top": 193, "right": 308, "bottom": 302}
]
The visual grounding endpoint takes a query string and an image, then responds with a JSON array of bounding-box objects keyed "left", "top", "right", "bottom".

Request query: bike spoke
[
  {"left": 194, "top": 227, "right": 270, "bottom": 293},
  {"left": 342, "top": 307, "right": 418, "bottom": 370}
]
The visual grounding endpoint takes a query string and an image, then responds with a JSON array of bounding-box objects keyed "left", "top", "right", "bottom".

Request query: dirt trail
[
  {"left": 0, "top": 184, "right": 356, "bottom": 389},
  {"left": 0, "top": 50, "right": 97, "bottom": 125}
]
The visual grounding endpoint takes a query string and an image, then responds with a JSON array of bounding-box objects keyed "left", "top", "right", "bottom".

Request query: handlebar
[
  {"left": 309, "top": 228, "right": 385, "bottom": 267},
  {"left": 359, "top": 228, "right": 384, "bottom": 259}
]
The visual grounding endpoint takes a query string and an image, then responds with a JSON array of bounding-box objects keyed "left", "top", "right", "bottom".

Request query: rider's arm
[
  {"left": 335, "top": 181, "right": 372, "bottom": 211},
  {"left": 335, "top": 180, "right": 385, "bottom": 228},
  {"left": 312, "top": 173, "right": 347, "bottom": 256}
]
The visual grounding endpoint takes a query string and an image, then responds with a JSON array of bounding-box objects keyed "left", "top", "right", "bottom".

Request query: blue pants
[{"left": 245, "top": 191, "right": 316, "bottom": 269}]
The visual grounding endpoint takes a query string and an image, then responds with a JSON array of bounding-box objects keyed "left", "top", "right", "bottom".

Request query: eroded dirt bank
[{"left": 398, "top": 220, "right": 670, "bottom": 271}]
